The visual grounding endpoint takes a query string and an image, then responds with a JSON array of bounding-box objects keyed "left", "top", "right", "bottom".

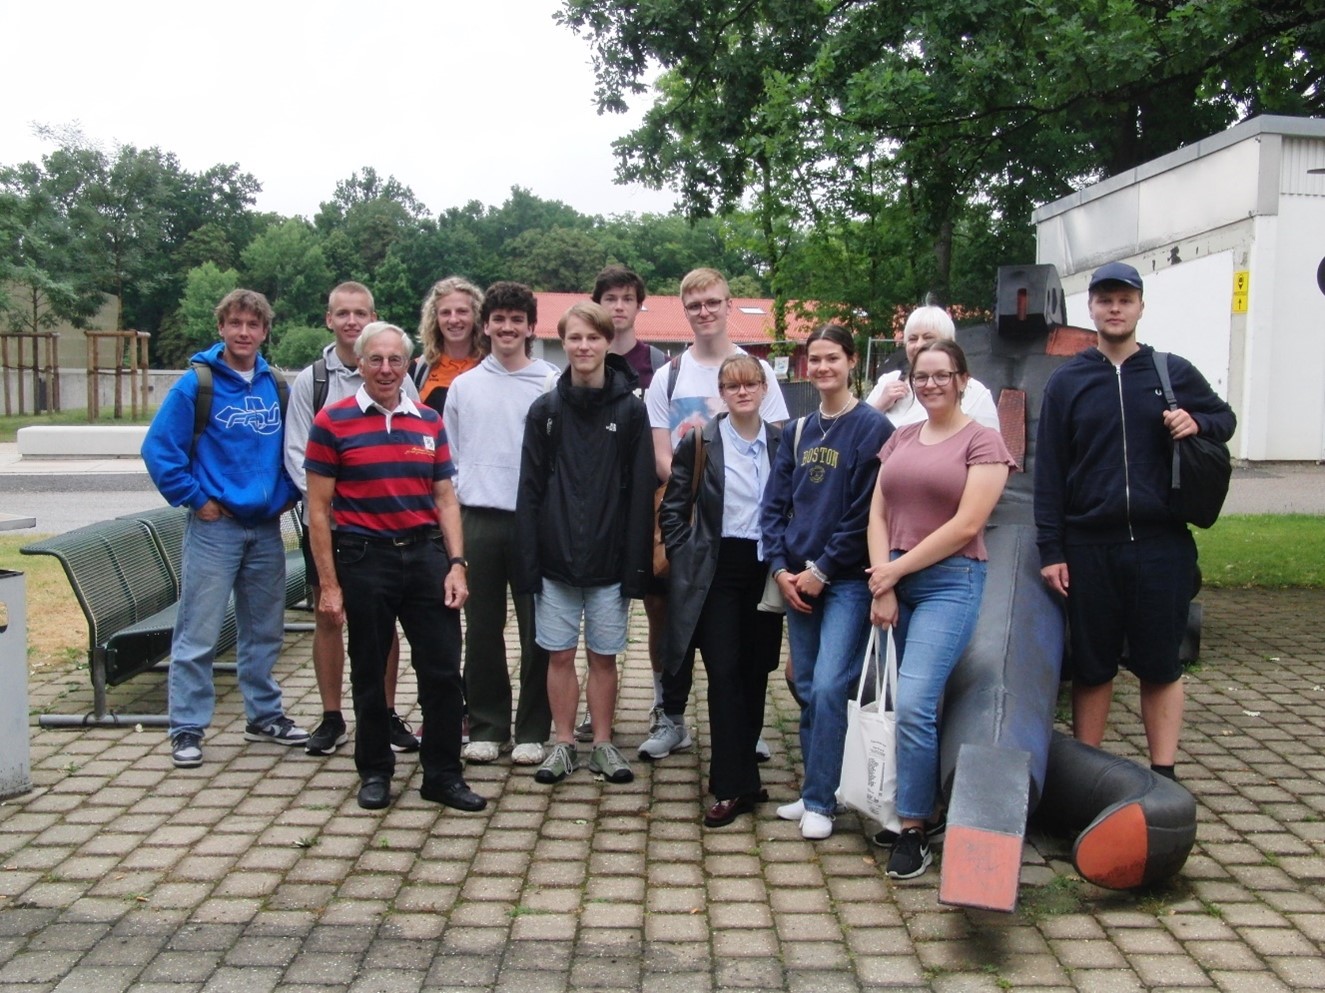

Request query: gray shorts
[{"left": 535, "top": 579, "right": 628, "bottom": 655}]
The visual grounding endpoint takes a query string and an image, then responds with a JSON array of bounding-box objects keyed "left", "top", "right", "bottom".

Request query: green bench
[{"left": 22, "top": 508, "right": 307, "bottom": 728}]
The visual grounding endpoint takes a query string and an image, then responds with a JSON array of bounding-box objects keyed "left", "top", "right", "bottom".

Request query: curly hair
[
  {"left": 417, "top": 276, "right": 484, "bottom": 366},
  {"left": 214, "top": 289, "right": 273, "bottom": 330}
]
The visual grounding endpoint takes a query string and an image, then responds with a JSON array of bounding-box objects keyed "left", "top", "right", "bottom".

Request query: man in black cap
[{"left": 1034, "top": 261, "right": 1236, "bottom": 782}]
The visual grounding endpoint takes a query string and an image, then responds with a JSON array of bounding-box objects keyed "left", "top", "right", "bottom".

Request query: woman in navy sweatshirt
[{"left": 761, "top": 325, "right": 893, "bottom": 840}]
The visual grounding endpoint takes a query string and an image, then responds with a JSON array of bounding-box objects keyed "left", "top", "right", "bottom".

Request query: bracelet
[
  {"left": 772, "top": 568, "right": 788, "bottom": 579},
  {"left": 805, "top": 560, "right": 830, "bottom": 585}
]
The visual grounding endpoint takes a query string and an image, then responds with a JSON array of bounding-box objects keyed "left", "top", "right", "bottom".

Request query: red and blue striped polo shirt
[{"left": 304, "top": 388, "right": 456, "bottom": 538}]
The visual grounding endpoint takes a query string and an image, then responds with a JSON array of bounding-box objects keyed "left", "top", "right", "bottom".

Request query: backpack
[
  {"left": 190, "top": 361, "right": 290, "bottom": 457},
  {"left": 311, "top": 357, "right": 329, "bottom": 414}
]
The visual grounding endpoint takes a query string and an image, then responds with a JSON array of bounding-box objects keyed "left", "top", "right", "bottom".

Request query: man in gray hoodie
[{"left": 444, "top": 282, "right": 559, "bottom": 767}]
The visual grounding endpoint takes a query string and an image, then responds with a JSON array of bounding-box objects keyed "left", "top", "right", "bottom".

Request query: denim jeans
[
  {"left": 893, "top": 554, "right": 987, "bottom": 821},
  {"left": 335, "top": 532, "right": 464, "bottom": 788},
  {"left": 786, "top": 577, "right": 873, "bottom": 816},
  {"left": 169, "top": 513, "right": 287, "bottom": 738}
]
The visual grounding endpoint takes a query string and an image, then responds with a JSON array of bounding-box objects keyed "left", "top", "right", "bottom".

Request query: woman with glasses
[
  {"left": 866, "top": 306, "right": 999, "bottom": 430},
  {"left": 659, "top": 354, "right": 784, "bottom": 828},
  {"left": 866, "top": 339, "right": 1014, "bottom": 879},
  {"left": 412, "top": 276, "right": 485, "bottom": 415},
  {"left": 761, "top": 325, "right": 893, "bottom": 840}
]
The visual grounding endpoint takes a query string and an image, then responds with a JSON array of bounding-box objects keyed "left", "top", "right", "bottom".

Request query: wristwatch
[{"left": 448, "top": 556, "right": 468, "bottom": 569}]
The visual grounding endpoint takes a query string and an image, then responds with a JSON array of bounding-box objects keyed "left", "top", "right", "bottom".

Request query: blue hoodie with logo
[{"left": 142, "top": 343, "right": 298, "bottom": 524}]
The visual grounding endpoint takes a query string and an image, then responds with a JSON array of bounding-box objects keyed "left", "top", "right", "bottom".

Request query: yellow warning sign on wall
[{"left": 1232, "top": 270, "right": 1249, "bottom": 313}]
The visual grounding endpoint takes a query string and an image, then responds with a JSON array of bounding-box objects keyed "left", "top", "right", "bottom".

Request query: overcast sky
[{"left": 1, "top": 0, "right": 678, "bottom": 220}]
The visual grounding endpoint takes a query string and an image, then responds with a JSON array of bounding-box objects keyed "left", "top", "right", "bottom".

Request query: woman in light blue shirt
[{"left": 659, "top": 354, "right": 784, "bottom": 828}]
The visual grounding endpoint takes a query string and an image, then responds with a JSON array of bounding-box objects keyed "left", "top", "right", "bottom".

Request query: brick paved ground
[{"left": 1, "top": 587, "right": 1323, "bottom": 992}]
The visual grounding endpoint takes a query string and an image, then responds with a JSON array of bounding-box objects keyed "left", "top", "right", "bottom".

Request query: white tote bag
[{"left": 836, "top": 625, "right": 901, "bottom": 834}]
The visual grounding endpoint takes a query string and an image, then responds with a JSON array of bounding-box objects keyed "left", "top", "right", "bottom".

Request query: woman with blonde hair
[
  {"left": 660, "top": 353, "right": 784, "bottom": 827},
  {"left": 412, "top": 276, "right": 484, "bottom": 414}
]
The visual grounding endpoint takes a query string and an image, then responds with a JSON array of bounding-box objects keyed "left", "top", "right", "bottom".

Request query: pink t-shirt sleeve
[{"left": 876, "top": 423, "right": 1014, "bottom": 560}]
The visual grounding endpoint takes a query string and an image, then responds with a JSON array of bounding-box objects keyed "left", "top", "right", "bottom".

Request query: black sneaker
[
  {"left": 305, "top": 714, "right": 348, "bottom": 755},
  {"left": 886, "top": 827, "right": 933, "bottom": 880},
  {"left": 388, "top": 712, "right": 420, "bottom": 753},
  {"left": 872, "top": 812, "right": 946, "bottom": 849}
]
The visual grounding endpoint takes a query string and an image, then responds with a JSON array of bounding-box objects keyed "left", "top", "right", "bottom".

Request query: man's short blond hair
[{"left": 679, "top": 267, "right": 730, "bottom": 299}]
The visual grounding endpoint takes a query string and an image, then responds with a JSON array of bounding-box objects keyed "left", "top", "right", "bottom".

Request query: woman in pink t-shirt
[{"left": 866, "top": 340, "right": 1015, "bottom": 880}]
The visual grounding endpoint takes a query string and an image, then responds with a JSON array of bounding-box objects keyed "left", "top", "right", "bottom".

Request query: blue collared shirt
[{"left": 720, "top": 417, "right": 769, "bottom": 555}]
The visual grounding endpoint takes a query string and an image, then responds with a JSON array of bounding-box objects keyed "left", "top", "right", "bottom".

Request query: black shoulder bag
[{"left": 1152, "top": 351, "right": 1232, "bottom": 529}]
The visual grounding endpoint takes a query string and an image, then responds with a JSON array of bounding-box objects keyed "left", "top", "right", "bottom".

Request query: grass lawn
[
  {"left": 1194, "top": 514, "right": 1325, "bottom": 588},
  {"left": 0, "top": 408, "right": 156, "bottom": 444},
  {"left": 0, "top": 532, "right": 88, "bottom": 670}
]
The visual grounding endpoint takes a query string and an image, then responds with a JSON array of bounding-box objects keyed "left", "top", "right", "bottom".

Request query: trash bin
[{"left": 0, "top": 570, "right": 32, "bottom": 798}]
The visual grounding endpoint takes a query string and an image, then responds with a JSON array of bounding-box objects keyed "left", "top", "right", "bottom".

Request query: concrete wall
[{"left": 1036, "top": 115, "right": 1325, "bottom": 462}]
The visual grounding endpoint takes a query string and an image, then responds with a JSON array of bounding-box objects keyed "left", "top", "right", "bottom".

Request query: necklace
[{"left": 816, "top": 395, "right": 857, "bottom": 440}]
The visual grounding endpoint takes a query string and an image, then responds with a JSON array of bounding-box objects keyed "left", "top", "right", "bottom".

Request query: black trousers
[
  {"left": 694, "top": 538, "right": 784, "bottom": 799},
  {"left": 335, "top": 532, "right": 464, "bottom": 789}
]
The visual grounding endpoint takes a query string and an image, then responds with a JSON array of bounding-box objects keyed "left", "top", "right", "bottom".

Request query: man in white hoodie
[{"left": 444, "top": 282, "right": 560, "bottom": 766}]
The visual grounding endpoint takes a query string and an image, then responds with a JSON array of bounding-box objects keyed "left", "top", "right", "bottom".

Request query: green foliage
[
  {"left": 240, "top": 218, "right": 332, "bottom": 329},
  {"left": 152, "top": 262, "right": 239, "bottom": 367},
  {"left": 558, "top": 0, "right": 1323, "bottom": 321},
  {"left": 271, "top": 326, "right": 330, "bottom": 371},
  {"left": 1194, "top": 515, "right": 1325, "bottom": 588}
]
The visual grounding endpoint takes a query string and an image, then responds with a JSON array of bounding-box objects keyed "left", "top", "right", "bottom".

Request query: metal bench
[{"left": 22, "top": 509, "right": 309, "bottom": 729}]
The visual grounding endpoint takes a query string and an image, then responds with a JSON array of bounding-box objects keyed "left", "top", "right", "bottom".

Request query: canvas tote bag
[{"left": 836, "top": 625, "right": 901, "bottom": 834}]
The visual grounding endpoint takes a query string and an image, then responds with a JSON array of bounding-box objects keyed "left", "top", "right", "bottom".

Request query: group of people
[{"left": 141, "top": 257, "right": 1234, "bottom": 882}]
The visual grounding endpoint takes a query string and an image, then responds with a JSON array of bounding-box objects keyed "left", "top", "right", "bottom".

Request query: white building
[{"left": 1033, "top": 115, "right": 1325, "bottom": 462}]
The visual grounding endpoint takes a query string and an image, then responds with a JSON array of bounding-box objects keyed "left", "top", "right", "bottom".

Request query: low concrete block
[{"left": 17, "top": 425, "right": 150, "bottom": 458}]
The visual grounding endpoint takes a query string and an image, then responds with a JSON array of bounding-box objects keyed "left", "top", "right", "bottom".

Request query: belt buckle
[{"left": 391, "top": 534, "right": 413, "bottom": 547}]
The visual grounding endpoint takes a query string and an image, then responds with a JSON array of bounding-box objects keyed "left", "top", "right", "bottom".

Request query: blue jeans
[
  {"left": 787, "top": 577, "right": 873, "bottom": 816},
  {"left": 169, "top": 513, "right": 287, "bottom": 738},
  {"left": 893, "top": 554, "right": 987, "bottom": 821}
]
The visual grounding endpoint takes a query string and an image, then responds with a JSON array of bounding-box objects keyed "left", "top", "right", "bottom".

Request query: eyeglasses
[
  {"left": 911, "top": 371, "right": 956, "bottom": 386},
  {"left": 720, "top": 381, "right": 763, "bottom": 394},
  {"left": 364, "top": 355, "right": 406, "bottom": 369},
  {"left": 683, "top": 298, "right": 727, "bottom": 316}
]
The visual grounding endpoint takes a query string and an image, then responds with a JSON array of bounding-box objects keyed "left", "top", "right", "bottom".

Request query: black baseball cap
[{"left": 1088, "top": 261, "right": 1144, "bottom": 292}]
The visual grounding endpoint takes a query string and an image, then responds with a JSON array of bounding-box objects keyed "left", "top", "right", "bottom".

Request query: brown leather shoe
[{"left": 704, "top": 789, "right": 768, "bottom": 828}]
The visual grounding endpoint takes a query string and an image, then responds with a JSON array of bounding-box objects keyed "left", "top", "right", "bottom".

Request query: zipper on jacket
[{"left": 1114, "top": 363, "right": 1134, "bottom": 541}]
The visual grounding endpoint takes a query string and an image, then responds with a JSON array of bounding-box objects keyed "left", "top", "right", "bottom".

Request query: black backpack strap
[
  {"left": 665, "top": 353, "right": 683, "bottom": 401},
  {"left": 311, "top": 358, "right": 329, "bottom": 414},
  {"left": 190, "top": 362, "right": 213, "bottom": 458},
  {"left": 648, "top": 345, "right": 669, "bottom": 372},
  {"left": 1151, "top": 351, "right": 1181, "bottom": 491}
]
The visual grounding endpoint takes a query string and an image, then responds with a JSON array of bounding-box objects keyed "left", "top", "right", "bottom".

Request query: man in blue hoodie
[
  {"left": 142, "top": 288, "right": 307, "bottom": 769},
  {"left": 1035, "top": 261, "right": 1236, "bottom": 782}
]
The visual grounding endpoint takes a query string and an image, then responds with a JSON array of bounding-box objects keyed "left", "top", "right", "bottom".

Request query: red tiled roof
[{"left": 532, "top": 293, "right": 816, "bottom": 345}]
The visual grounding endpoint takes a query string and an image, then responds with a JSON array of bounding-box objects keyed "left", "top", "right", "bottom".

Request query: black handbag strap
[{"left": 1151, "top": 351, "right": 1182, "bottom": 491}]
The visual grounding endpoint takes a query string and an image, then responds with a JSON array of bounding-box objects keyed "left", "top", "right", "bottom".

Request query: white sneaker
[
  {"left": 776, "top": 798, "right": 805, "bottom": 822},
  {"left": 461, "top": 740, "right": 501, "bottom": 763},
  {"left": 511, "top": 742, "right": 546, "bottom": 766},
  {"left": 754, "top": 737, "right": 771, "bottom": 762},
  {"left": 801, "top": 811, "right": 834, "bottom": 840}
]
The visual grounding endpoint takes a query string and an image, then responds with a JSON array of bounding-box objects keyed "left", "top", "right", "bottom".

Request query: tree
[
  {"left": 271, "top": 326, "right": 330, "bottom": 371},
  {"left": 558, "top": 0, "right": 1324, "bottom": 310},
  {"left": 154, "top": 262, "right": 240, "bottom": 367},
  {"left": 0, "top": 159, "right": 105, "bottom": 334},
  {"left": 240, "top": 218, "right": 332, "bottom": 330}
]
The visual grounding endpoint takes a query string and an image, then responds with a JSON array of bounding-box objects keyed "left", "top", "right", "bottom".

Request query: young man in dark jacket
[
  {"left": 515, "top": 302, "right": 656, "bottom": 787},
  {"left": 1034, "top": 261, "right": 1236, "bottom": 781}
]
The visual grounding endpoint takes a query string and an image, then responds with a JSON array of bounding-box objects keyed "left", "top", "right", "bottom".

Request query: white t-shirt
[
  {"left": 645, "top": 349, "right": 790, "bottom": 451},
  {"left": 865, "top": 369, "right": 1001, "bottom": 431}
]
